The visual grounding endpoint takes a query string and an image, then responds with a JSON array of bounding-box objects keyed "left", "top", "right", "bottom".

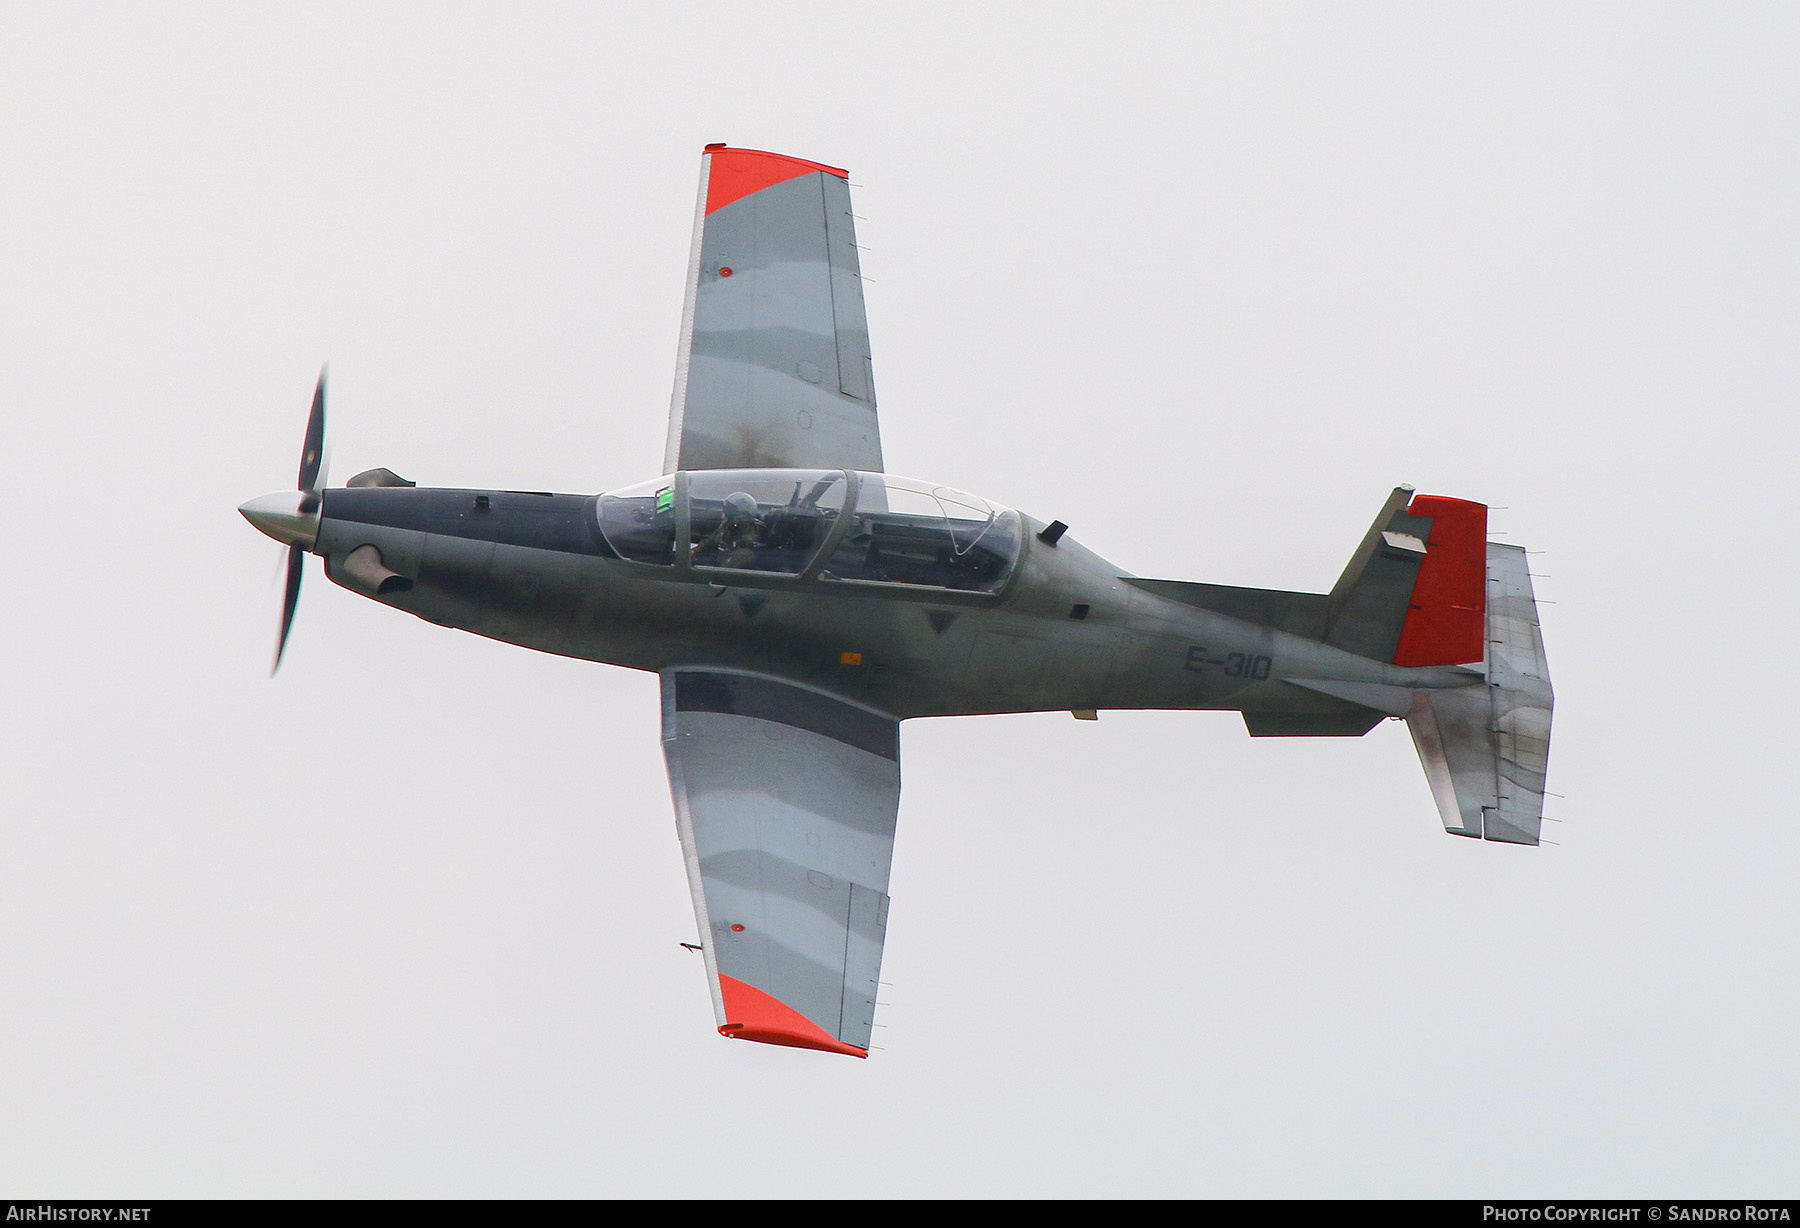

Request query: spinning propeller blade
[
  {"left": 246, "top": 367, "right": 328, "bottom": 675},
  {"left": 274, "top": 542, "right": 305, "bottom": 675},
  {"left": 298, "top": 369, "right": 327, "bottom": 511}
]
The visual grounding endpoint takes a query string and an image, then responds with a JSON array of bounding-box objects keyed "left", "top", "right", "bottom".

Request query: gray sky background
[{"left": 2, "top": 3, "right": 1795, "bottom": 1198}]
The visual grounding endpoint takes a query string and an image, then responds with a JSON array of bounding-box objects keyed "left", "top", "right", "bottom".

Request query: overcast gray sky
[{"left": 2, "top": 2, "right": 1795, "bottom": 1198}]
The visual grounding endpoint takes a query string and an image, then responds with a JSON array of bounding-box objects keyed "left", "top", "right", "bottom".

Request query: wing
[
  {"left": 664, "top": 145, "right": 882, "bottom": 473},
  {"left": 661, "top": 670, "right": 899, "bottom": 1056}
]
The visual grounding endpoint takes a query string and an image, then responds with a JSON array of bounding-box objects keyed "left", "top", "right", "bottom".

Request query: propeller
[
  {"left": 276, "top": 534, "right": 306, "bottom": 674},
  {"left": 240, "top": 368, "right": 329, "bottom": 675},
  {"left": 297, "top": 370, "right": 328, "bottom": 510},
  {"left": 278, "top": 369, "right": 329, "bottom": 673}
]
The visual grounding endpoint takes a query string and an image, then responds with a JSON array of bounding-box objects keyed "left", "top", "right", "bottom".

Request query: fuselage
[{"left": 304, "top": 471, "right": 1476, "bottom": 722}]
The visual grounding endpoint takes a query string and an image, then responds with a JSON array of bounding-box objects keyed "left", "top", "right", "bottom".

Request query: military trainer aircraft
[{"left": 241, "top": 145, "right": 1555, "bottom": 1058}]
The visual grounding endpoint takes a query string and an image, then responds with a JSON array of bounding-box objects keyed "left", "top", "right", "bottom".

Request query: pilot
[{"left": 693, "top": 491, "right": 763, "bottom": 567}]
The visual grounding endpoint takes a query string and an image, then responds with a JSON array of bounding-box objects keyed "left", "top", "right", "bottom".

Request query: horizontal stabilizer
[{"left": 1406, "top": 544, "right": 1553, "bottom": 845}]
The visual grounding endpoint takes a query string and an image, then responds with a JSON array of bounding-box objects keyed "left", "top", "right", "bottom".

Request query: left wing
[
  {"left": 664, "top": 145, "right": 883, "bottom": 473},
  {"left": 661, "top": 670, "right": 899, "bottom": 1056}
]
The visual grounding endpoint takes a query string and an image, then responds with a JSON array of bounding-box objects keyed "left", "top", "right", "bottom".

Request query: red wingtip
[
  {"left": 703, "top": 146, "right": 849, "bottom": 215},
  {"left": 1393, "top": 494, "right": 1487, "bottom": 667},
  {"left": 717, "top": 974, "right": 868, "bottom": 1058}
]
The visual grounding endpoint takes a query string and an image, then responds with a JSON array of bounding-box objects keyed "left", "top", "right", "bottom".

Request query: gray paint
[
  {"left": 1404, "top": 544, "right": 1553, "bottom": 845},
  {"left": 316, "top": 494, "right": 1515, "bottom": 724},
  {"left": 663, "top": 673, "right": 899, "bottom": 1048},
  {"left": 1322, "top": 487, "right": 1433, "bottom": 661},
  {"left": 668, "top": 164, "right": 882, "bottom": 473},
  {"left": 286, "top": 151, "right": 1556, "bottom": 1052},
  {"left": 1122, "top": 576, "right": 1329, "bottom": 638}
]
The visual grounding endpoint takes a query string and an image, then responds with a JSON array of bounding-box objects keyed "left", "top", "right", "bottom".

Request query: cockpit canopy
[{"left": 597, "top": 469, "right": 1022, "bottom": 594}]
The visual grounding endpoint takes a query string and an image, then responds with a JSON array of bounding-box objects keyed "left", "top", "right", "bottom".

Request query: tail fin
[
  {"left": 1122, "top": 488, "right": 1553, "bottom": 839},
  {"left": 1324, "top": 487, "right": 1487, "bottom": 666},
  {"left": 1124, "top": 487, "right": 1490, "bottom": 667},
  {"left": 1405, "top": 544, "right": 1554, "bottom": 845}
]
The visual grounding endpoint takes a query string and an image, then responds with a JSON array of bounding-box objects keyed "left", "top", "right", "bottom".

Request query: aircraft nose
[{"left": 239, "top": 491, "right": 321, "bottom": 549}]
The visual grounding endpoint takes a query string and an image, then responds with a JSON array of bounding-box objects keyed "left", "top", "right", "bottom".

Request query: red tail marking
[
  {"left": 717, "top": 974, "right": 868, "bottom": 1058},
  {"left": 1393, "top": 495, "right": 1487, "bottom": 667},
  {"left": 704, "top": 146, "right": 848, "bottom": 215}
]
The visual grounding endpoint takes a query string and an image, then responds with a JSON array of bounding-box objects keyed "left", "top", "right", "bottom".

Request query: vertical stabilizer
[
  {"left": 1323, "top": 486, "right": 1428, "bottom": 660},
  {"left": 1322, "top": 489, "right": 1488, "bottom": 667}
]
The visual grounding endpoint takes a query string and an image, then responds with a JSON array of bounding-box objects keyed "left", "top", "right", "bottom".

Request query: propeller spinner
[{"left": 240, "top": 369, "right": 328, "bottom": 674}]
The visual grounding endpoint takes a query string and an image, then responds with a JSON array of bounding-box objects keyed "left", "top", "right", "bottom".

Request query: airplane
[{"left": 240, "top": 144, "right": 1555, "bottom": 1059}]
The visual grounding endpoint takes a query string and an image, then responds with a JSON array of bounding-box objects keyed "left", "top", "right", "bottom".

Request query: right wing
[
  {"left": 664, "top": 145, "right": 883, "bottom": 474},
  {"left": 661, "top": 670, "right": 899, "bottom": 1056}
]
